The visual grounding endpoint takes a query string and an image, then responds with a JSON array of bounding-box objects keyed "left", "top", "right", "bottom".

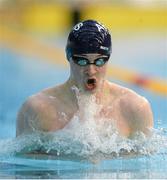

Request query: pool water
[{"left": 0, "top": 34, "right": 167, "bottom": 179}]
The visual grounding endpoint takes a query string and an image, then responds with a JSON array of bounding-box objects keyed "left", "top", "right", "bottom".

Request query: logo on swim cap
[{"left": 66, "top": 20, "right": 112, "bottom": 61}]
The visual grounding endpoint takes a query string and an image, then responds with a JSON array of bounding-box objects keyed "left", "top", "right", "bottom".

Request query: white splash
[{"left": 0, "top": 91, "right": 167, "bottom": 161}]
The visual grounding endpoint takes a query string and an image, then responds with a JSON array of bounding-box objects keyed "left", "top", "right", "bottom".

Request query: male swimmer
[{"left": 16, "top": 20, "right": 153, "bottom": 138}]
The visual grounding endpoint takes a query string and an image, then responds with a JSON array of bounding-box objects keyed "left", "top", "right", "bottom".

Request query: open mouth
[{"left": 85, "top": 78, "right": 97, "bottom": 90}]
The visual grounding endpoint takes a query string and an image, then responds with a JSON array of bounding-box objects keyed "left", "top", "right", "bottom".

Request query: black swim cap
[{"left": 66, "top": 20, "right": 112, "bottom": 61}]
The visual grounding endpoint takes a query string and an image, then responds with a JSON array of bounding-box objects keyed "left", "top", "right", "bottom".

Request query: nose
[{"left": 85, "top": 64, "right": 97, "bottom": 76}]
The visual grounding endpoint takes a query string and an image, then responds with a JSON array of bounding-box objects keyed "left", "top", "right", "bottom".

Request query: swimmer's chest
[{"left": 40, "top": 100, "right": 130, "bottom": 137}]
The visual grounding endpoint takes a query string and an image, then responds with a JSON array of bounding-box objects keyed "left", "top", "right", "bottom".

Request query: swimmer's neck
[{"left": 65, "top": 78, "right": 110, "bottom": 103}]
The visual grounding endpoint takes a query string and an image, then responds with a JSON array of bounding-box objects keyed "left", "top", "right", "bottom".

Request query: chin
[{"left": 84, "top": 85, "right": 99, "bottom": 94}]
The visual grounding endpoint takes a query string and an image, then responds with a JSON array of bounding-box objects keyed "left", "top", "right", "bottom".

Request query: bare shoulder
[
  {"left": 19, "top": 93, "right": 51, "bottom": 114},
  {"left": 16, "top": 84, "right": 67, "bottom": 136},
  {"left": 122, "top": 88, "right": 153, "bottom": 135},
  {"left": 120, "top": 86, "right": 152, "bottom": 115},
  {"left": 16, "top": 93, "right": 50, "bottom": 136},
  {"left": 109, "top": 82, "right": 154, "bottom": 135},
  {"left": 16, "top": 85, "right": 64, "bottom": 135},
  {"left": 109, "top": 82, "right": 152, "bottom": 110}
]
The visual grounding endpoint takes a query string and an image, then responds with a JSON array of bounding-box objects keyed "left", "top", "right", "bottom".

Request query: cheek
[
  {"left": 71, "top": 64, "right": 84, "bottom": 79},
  {"left": 98, "top": 66, "right": 107, "bottom": 76}
]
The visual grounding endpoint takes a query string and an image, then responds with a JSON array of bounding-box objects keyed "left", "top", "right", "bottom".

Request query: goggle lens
[
  {"left": 77, "top": 59, "right": 88, "bottom": 66},
  {"left": 72, "top": 57, "right": 108, "bottom": 67},
  {"left": 95, "top": 58, "right": 106, "bottom": 66}
]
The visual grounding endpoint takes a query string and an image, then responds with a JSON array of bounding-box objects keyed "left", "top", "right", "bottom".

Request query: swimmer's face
[{"left": 69, "top": 53, "right": 109, "bottom": 92}]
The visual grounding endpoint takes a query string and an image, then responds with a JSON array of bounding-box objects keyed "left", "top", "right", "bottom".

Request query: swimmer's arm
[
  {"left": 16, "top": 95, "right": 61, "bottom": 136},
  {"left": 16, "top": 97, "right": 40, "bottom": 136},
  {"left": 120, "top": 94, "right": 153, "bottom": 137},
  {"left": 129, "top": 97, "right": 154, "bottom": 136}
]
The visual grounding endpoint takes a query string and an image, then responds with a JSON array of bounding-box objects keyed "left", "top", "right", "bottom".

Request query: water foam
[{"left": 0, "top": 125, "right": 167, "bottom": 161}]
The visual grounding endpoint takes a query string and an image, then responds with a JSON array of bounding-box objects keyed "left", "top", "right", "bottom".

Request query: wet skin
[{"left": 16, "top": 54, "right": 153, "bottom": 138}]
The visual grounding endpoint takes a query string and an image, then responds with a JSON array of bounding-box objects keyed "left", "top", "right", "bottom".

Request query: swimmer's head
[{"left": 66, "top": 20, "right": 112, "bottom": 61}]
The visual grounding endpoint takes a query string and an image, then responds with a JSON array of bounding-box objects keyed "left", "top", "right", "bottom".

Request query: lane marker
[{"left": 107, "top": 66, "right": 167, "bottom": 96}]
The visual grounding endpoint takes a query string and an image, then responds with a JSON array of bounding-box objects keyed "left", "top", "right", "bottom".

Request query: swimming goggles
[{"left": 72, "top": 56, "right": 109, "bottom": 67}]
